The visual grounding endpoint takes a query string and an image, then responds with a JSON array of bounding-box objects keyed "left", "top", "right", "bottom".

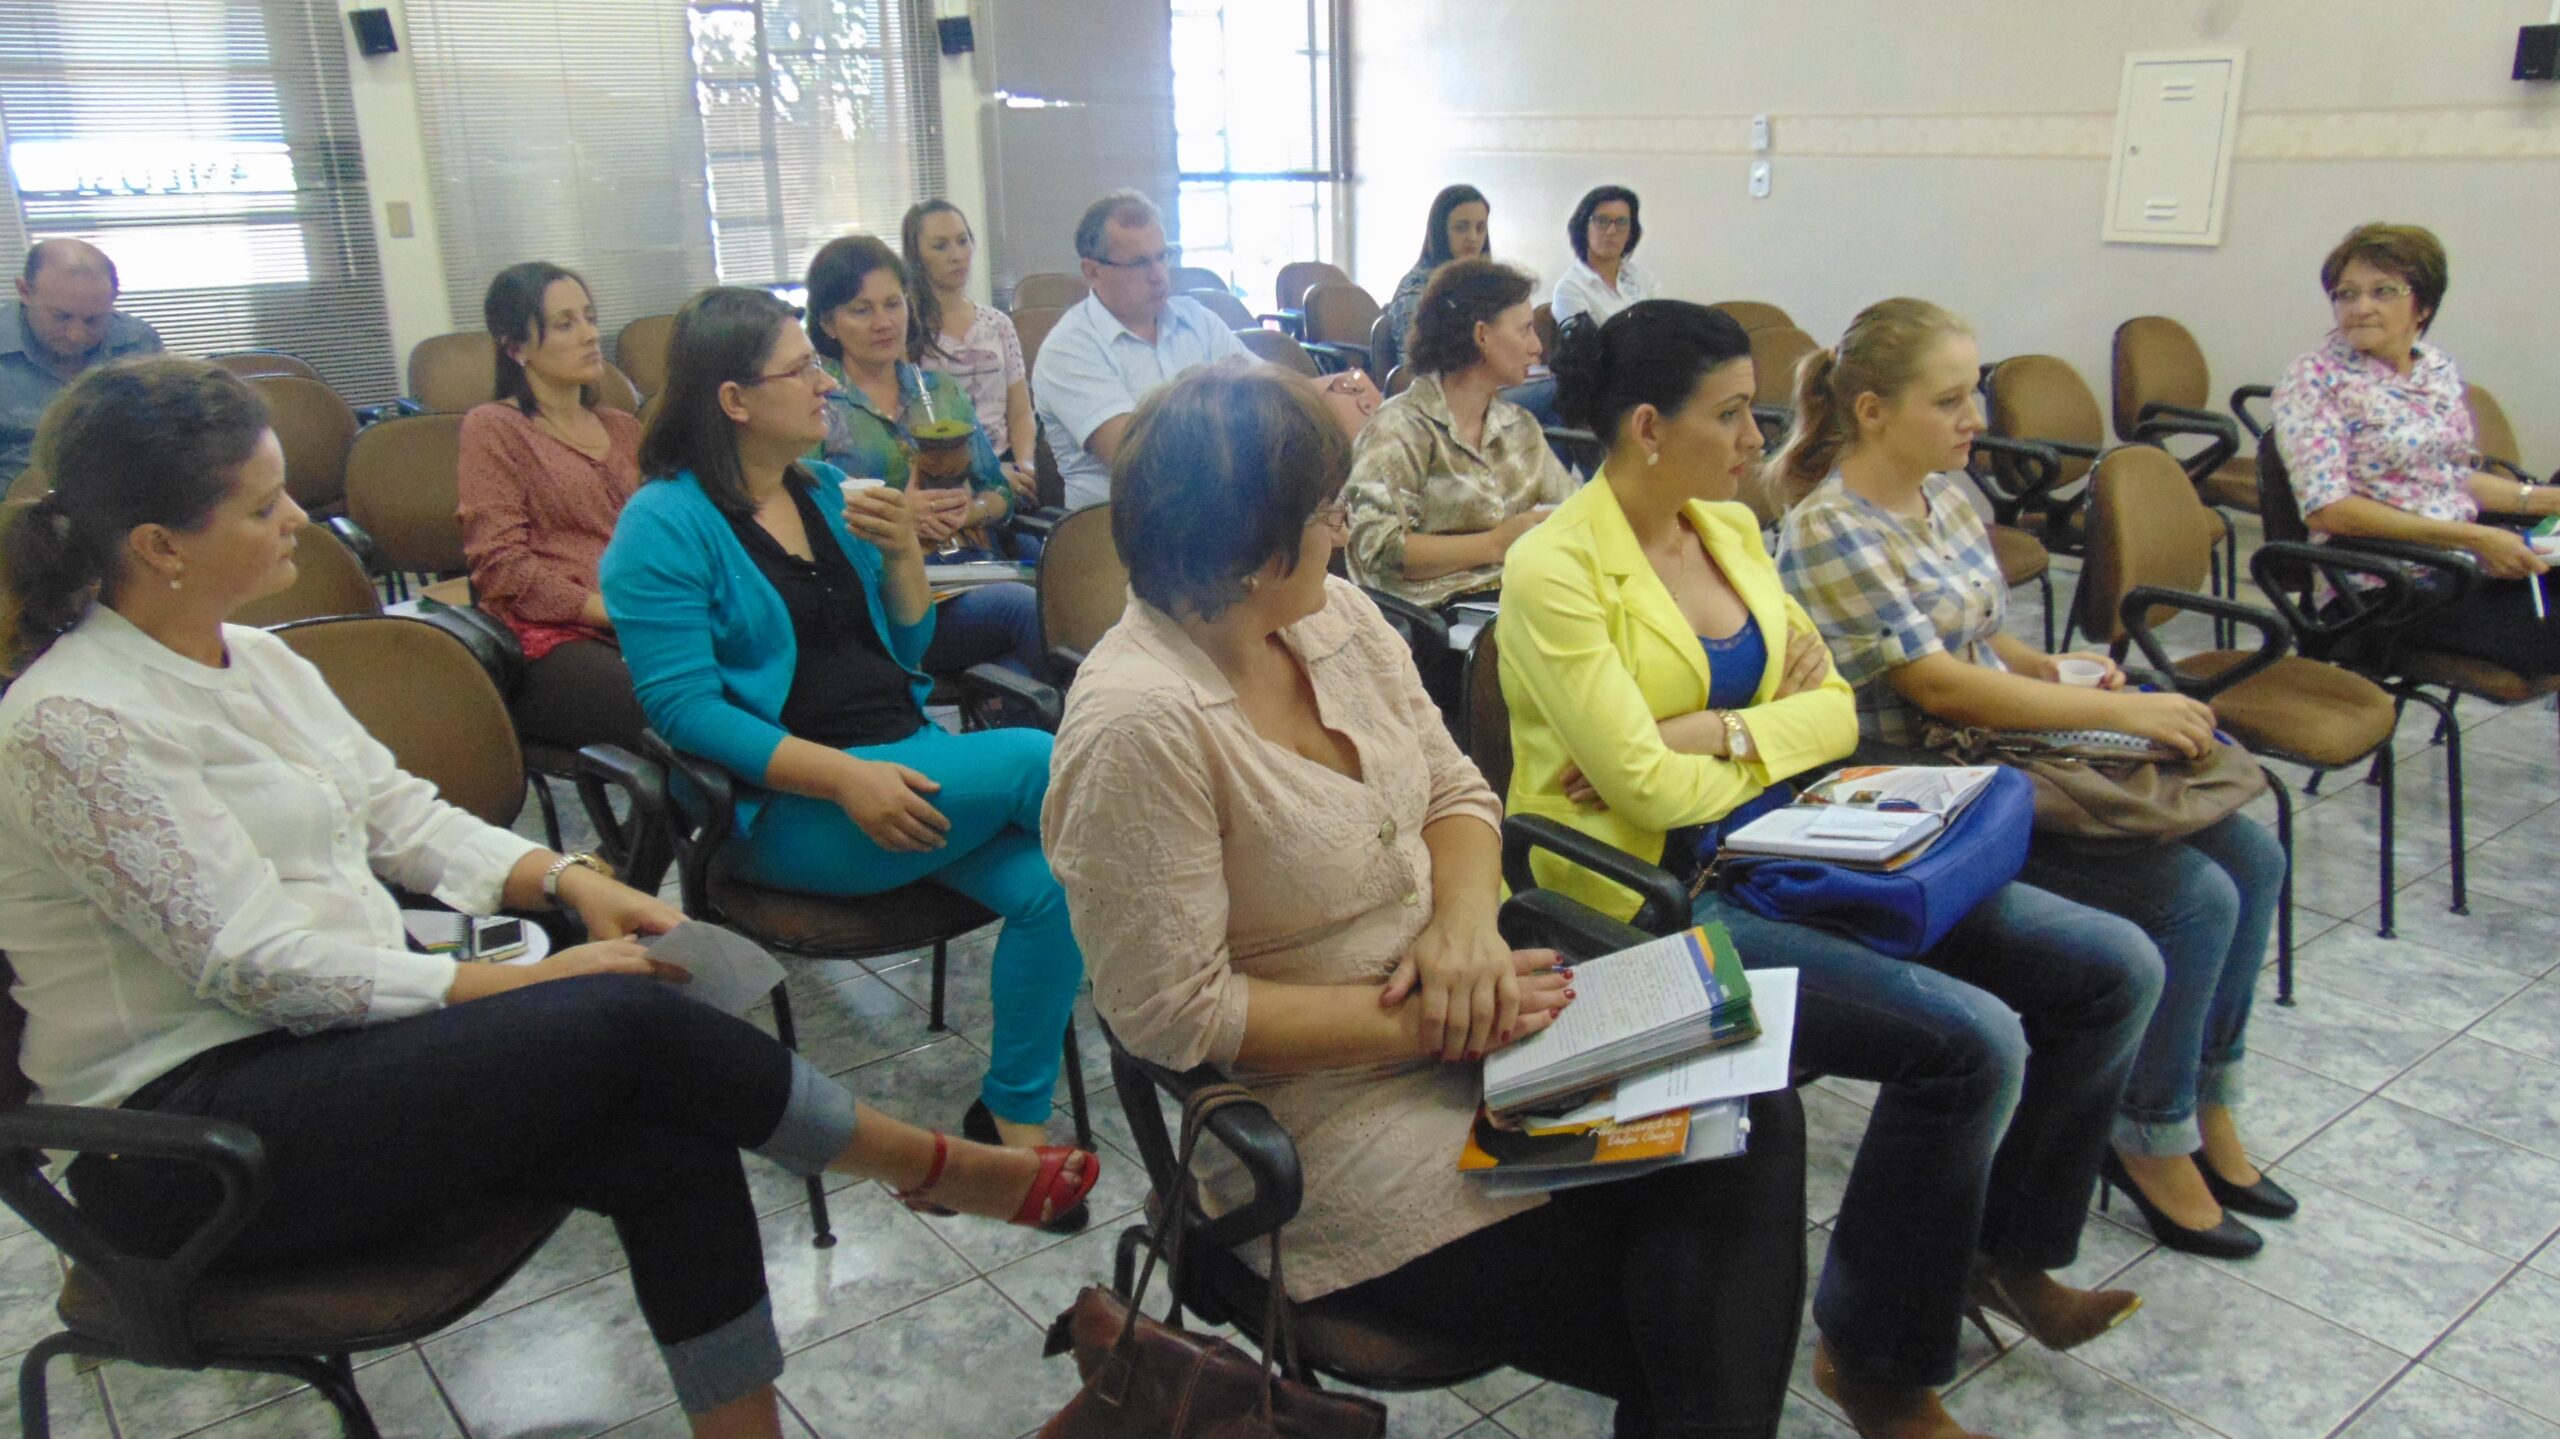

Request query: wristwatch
[
  {"left": 1717, "top": 709, "right": 1755, "bottom": 762},
  {"left": 542, "top": 851, "right": 613, "bottom": 904}
]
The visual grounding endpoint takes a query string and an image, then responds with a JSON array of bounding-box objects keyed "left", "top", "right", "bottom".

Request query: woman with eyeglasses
[
  {"left": 600, "top": 288, "right": 1089, "bottom": 1218},
  {"left": 1549, "top": 185, "right": 1660, "bottom": 330},
  {"left": 2271, "top": 222, "right": 2559, "bottom": 675}
]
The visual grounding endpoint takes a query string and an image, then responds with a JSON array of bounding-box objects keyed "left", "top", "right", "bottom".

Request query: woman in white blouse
[
  {"left": 1550, "top": 185, "right": 1661, "bottom": 329},
  {"left": 903, "top": 198, "right": 1039, "bottom": 506},
  {"left": 0, "top": 357, "right": 1095, "bottom": 1439}
]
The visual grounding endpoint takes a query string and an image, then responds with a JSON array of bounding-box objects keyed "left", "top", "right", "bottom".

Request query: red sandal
[{"left": 893, "top": 1131, "right": 1101, "bottom": 1229}]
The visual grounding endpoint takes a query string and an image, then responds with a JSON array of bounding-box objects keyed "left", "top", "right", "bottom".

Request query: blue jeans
[
  {"left": 1697, "top": 881, "right": 2161, "bottom": 1387},
  {"left": 923, "top": 578, "right": 1041, "bottom": 676},
  {"left": 2020, "top": 813, "right": 2286, "bottom": 1157},
  {"left": 732, "top": 724, "right": 1083, "bottom": 1125}
]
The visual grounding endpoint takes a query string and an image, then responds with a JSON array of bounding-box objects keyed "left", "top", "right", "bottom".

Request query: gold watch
[
  {"left": 542, "top": 851, "right": 613, "bottom": 904},
  {"left": 1717, "top": 709, "right": 1754, "bottom": 762}
]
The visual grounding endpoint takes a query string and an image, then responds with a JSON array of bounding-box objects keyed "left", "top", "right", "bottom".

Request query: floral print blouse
[{"left": 2272, "top": 330, "right": 2477, "bottom": 528}]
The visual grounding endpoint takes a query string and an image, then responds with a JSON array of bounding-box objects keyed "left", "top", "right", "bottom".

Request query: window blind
[{"left": 0, "top": 0, "right": 399, "bottom": 401}]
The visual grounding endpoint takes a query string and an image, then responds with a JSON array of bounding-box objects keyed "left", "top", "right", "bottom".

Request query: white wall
[{"left": 1351, "top": 0, "right": 2560, "bottom": 463}]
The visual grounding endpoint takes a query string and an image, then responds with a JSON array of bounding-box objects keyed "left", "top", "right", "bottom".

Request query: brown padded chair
[
  {"left": 1301, "top": 281, "right": 1381, "bottom": 374},
  {"left": 2110, "top": 316, "right": 2260, "bottom": 513},
  {"left": 408, "top": 332, "right": 640, "bottom": 415},
  {"left": 2081, "top": 445, "right": 2401, "bottom": 991},
  {"left": 2466, "top": 383, "right": 2537, "bottom": 483},
  {"left": 231, "top": 525, "right": 383, "bottom": 628},
  {"left": 1170, "top": 264, "right": 1229, "bottom": 296},
  {"left": 345, "top": 413, "right": 469, "bottom": 581},
  {"left": 1382, "top": 365, "right": 1414, "bottom": 398},
  {"left": 210, "top": 351, "right": 324, "bottom": 382},
  {"left": 272, "top": 615, "right": 528, "bottom": 828},
  {"left": 1012, "top": 272, "right": 1089, "bottom": 311},
  {"left": 1235, "top": 327, "right": 1321, "bottom": 378},
  {"left": 1037, "top": 503, "right": 1129, "bottom": 686},
  {"left": 614, "top": 314, "right": 678, "bottom": 398},
  {"left": 1460, "top": 623, "right": 1515, "bottom": 802},
  {"left": 249, "top": 376, "right": 359, "bottom": 516},
  {"left": 1532, "top": 302, "right": 1559, "bottom": 360},
  {"left": 1711, "top": 300, "right": 1794, "bottom": 333},
  {"left": 1186, "top": 287, "right": 1256, "bottom": 331},
  {"left": 1748, "top": 325, "right": 1820, "bottom": 409},
  {"left": 1012, "top": 305, "right": 1069, "bottom": 375},
  {"left": 1984, "top": 354, "right": 2105, "bottom": 541},
  {"left": 1273, "top": 261, "right": 1349, "bottom": 316}
]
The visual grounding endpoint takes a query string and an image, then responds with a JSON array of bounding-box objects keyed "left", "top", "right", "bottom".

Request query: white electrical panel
[{"left": 2102, "top": 48, "right": 2246, "bottom": 247}]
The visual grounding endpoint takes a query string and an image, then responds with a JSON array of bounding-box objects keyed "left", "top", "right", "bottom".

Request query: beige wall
[{"left": 1351, "top": 0, "right": 2560, "bottom": 463}]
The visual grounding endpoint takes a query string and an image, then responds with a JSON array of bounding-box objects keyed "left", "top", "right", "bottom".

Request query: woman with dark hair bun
[
  {"left": 1374, "top": 183, "right": 1491, "bottom": 377},
  {"left": 456, "top": 260, "right": 648, "bottom": 752},
  {"left": 0, "top": 355, "right": 1095, "bottom": 1439},
  {"left": 1505, "top": 302, "right": 2161, "bottom": 1439},
  {"left": 1343, "top": 258, "right": 1572, "bottom": 606},
  {"left": 1550, "top": 184, "right": 1659, "bottom": 328}
]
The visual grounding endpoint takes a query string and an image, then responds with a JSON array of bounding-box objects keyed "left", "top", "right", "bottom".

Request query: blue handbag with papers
[{"left": 1693, "top": 767, "right": 2036, "bottom": 962}]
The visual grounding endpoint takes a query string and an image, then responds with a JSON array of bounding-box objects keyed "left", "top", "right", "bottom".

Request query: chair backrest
[
  {"left": 2109, "top": 316, "right": 2212, "bottom": 444},
  {"left": 2076, "top": 445, "right": 2219, "bottom": 645},
  {"left": 1987, "top": 355, "right": 2103, "bottom": 490},
  {"left": 272, "top": 616, "right": 526, "bottom": 827},
  {"left": 1532, "top": 303, "right": 1559, "bottom": 361},
  {"left": 5, "top": 464, "right": 48, "bottom": 504},
  {"left": 1543, "top": 426, "right": 1606, "bottom": 479},
  {"left": 0, "top": 498, "right": 32, "bottom": 618},
  {"left": 345, "top": 413, "right": 469, "bottom": 574},
  {"left": 1710, "top": 300, "right": 1794, "bottom": 333},
  {"left": 231, "top": 525, "right": 383, "bottom": 628},
  {"left": 410, "top": 331, "right": 637, "bottom": 415},
  {"left": 1186, "top": 288, "right": 1256, "bottom": 331},
  {"left": 1038, "top": 503, "right": 1128, "bottom": 662},
  {"left": 1013, "top": 305, "right": 1069, "bottom": 374},
  {"left": 1274, "top": 261, "right": 1350, "bottom": 314},
  {"left": 615, "top": 314, "right": 678, "bottom": 398},
  {"left": 1460, "top": 624, "right": 1512, "bottom": 802},
  {"left": 1235, "top": 328, "right": 1319, "bottom": 377},
  {"left": 1367, "top": 309, "right": 1397, "bottom": 367},
  {"left": 1301, "top": 281, "right": 1381, "bottom": 347},
  {"left": 247, "top": 376, "right": 359, "bottom": 514},
  {"left": 1748, "top": 325, "right": 1820, "bottom": 408},
  {"left": 2255, "top": 434, "right": 2317, "bottom": 599},
  {"left": 1013, "top": 272, "right": 1089, "bottom": 310},
  {"left": 1382, "top": 364, "right": 1413, "bottom": 398},
  {"left": 210, "top": 351, "right": 323, "bottom": 382},
  {"left": 2467, "top": 383, "right": 2525, "bottom": 470},
  {"left": 1170, "top": 265, "right": 1229, "bottom": 296}
]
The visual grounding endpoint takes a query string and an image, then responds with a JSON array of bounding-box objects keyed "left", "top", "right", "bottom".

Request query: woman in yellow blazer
[{"left": 1500, "top": 301, "right": 2163, "bottom": 1439}]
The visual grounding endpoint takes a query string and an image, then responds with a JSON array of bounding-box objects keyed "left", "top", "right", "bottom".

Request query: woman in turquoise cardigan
[{"left": 600, "top": 287, "right": 1086, "bottom": 1222}]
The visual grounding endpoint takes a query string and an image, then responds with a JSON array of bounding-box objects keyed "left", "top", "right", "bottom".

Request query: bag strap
[{"left": 1100, "top": 1083, "right": 1267, "bottom": 1380}]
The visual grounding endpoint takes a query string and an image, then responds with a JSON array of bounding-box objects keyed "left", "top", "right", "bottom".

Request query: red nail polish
[{"left": 1565, "top": 988, "right": 1577, "bottom": 1000}]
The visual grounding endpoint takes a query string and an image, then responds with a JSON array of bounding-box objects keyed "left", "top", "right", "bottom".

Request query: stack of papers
[{"left": 1480, "top": 925, "right": 1758, "bottom": 1119}]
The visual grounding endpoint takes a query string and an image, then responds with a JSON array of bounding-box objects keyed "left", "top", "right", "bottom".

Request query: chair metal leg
[
  {"left": 1062, "top": 1023, "right": 1093, "bottom": 1150},
  {"left": 302, "top": 1353, "right": 382, "bottom": 1439},
  {"left": 764, "top": 980, "right": 837, "bottom": 1247},
  {"left": 928, "top": 940, "right": 949, "bottom": 1032},
  {"left": 2037, "top": 571, "right": 2056, "bottom": 653},
  {"left": 2441, "top": 701, "right": 2468, "bottom": 915},
  {"left": 527, "top": 772, "right": 565, "bottom": 852},
  {"left": 17, "top": 1333, "right": 80, "bottom": 1439},
  {"left": 2269, "top": 775, "right": 2296, "bottom": 1006},
  {"left": 2375, "top": 743, "right": 2397, "bottom": 941}
]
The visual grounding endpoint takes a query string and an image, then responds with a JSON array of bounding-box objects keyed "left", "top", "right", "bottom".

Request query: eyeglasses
[
  {"left": 1094, "top": 247, "right": 1180, "bottom": 273},
  {"left": 2329, "top": 283, "right": 2411, "bottom": 306},
  {"left": 1589, "top": 216, "right": 1633, "bottom": 233},
  {"left": 1305, "top": 501, "right": 1349, "bottom": 534},
  {"left": 747, "top": 355, "right": 828, "bottom": 386}
]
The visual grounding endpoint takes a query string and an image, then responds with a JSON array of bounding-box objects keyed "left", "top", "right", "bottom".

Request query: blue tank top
[{"left": 1700, "top": 616, "right": 1767, "bottom": 711}]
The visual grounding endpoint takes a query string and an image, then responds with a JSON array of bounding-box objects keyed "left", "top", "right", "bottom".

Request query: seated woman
[
  {"left": 2272, "top": 222, "right": 2558, "bottom": 675},
  {"left": 0, "top": 357, "right": 1095, "bottom": 1439},
  {"left": 1775, "top": 297, "right": 2292, "bottom": 1265},
  {"left": 1501, "top": 302, "right": 2159, "bottom": 1439},
  {"left": 804, "top": 233, "right": 1040, "bottom": 676},
  {"left": 1046, "top": 362, "right": 1809, "bottom": 1439},
  {"left": 903, "top": 199, "right": 1040, "bottom": 508},
  {"left": 1374, "top": 183, "right": 1491, "bottom": 379},
  {"left": 1343, "top": 259, "right": 1575, "bottom": 609},
  {"left": 456, "top": 260, "right": 648, "bottom": 752},
  {"left": 599, "top": 288, "right": 1086, "bottom": 1193},
  {"left": 1548, "top": 185, "right": 1660, "bottom": 329}
]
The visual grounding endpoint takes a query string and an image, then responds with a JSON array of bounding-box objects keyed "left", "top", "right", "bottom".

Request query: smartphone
[{"left": 469, "top": 916, "right": 528, "bottom": 962}]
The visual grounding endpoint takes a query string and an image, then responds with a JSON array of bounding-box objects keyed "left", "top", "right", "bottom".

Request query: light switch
[
  {"left": 1749, "top": 114, "right": 1771, "bottom": 152},
  {"left": 386, "top": 201, "right": 414, "bottom": 239},
  {"left": 1748, "top": 160, "right": 1772, "bottom": 199}
]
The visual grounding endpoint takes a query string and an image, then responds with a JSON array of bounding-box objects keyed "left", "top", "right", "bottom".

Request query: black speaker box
[{"left": 349, "top": 8, "right": 397, "bottom": 56}]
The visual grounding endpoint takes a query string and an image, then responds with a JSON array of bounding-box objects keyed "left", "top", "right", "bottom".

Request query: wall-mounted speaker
[
  {"left": 349, "top": 8, "right": 398, "bottom": 56},
  {"left": 2517, "top": 25, "right": 2558, "bottom": 82},
  {"left": 937, "top": 16, "right": 975, "bottom": 56}
]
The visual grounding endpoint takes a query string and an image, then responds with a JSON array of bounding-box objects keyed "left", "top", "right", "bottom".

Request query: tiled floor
[{"left": 11, "top": 540, "right": 2560, "bottom": 1437}]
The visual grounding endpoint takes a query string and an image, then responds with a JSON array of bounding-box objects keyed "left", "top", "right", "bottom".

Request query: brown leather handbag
[
  {"left": 1039, "top": 1084, "right": 1388, "bottom": 1439},
  {"left": 1924, "top": 721, "right": 2267, "bottom": 852}
]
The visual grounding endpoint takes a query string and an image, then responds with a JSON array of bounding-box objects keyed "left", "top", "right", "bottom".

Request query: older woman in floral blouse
[{"left": 2272, "top": 222, "right": 2560, "bottom": 675}]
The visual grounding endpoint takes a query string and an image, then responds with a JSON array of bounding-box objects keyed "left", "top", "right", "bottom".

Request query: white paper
[
  {"left": 1482, "top": 929, "right": 1717, "bottom": 1094},
  {"left": 643, "top": 922, "right": 787, "bottom": 1016},
  {"left": 1613, "top": 969, "right": 1799, "bottom": 1123}
]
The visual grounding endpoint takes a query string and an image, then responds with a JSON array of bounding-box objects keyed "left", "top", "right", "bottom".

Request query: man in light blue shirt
[
  {"left": 2, "top": 240, "right": 165, "bottom": 480},
  {"left": 1033, "top": 191, "right": 1253, "bottom": 509}
]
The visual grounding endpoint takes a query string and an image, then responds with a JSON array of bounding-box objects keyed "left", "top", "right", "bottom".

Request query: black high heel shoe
[
  {"left": 964, "top": 1100, "right": 1090, "bottom": 1234},
  {"left": 2201, "top": 1161, "right": 2299, "bottom": 1221},
  {"left": 2100, "top": 1152, "right": 2261, "bottom": 1259}
]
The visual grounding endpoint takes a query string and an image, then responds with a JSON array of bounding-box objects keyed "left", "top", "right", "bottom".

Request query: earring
[
  {"left": 1242, "top": 576, "right": 1260, "bottom": 594},
  {"left": 1646, "top": 450, "right": 1660, "bottom": 467},
  {"left": 169, "top": 572, "right": 183, "bottom": 591}
]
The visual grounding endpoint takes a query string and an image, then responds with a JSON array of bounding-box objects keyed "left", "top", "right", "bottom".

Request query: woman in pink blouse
[
  {"left": 457, "top": 261, "right": 649, "bottom": 751},
  {"left": 1045, "top": 362, "right": 1809, "bottom": 1438},
  {"left": 2272, "top": 223, "right": 2560, "bottom": 675},
  {"left": 902, "top": 200, "right": 1039, "bottom": 506}
]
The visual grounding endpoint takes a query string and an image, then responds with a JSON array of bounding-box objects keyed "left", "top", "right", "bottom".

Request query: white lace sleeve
[{"left": 0, "top": 697, "right": 457, "bottom": 1034}]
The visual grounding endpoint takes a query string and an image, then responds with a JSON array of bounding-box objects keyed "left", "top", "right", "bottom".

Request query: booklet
[
  {"left": 1479, "top": 924, "right": 1757, "bottom": 1119},
  {"left": 1460, "top": 1100, "right": 1749, "bottom": 1196},
  {"left": 1721, "top": 765, "right": 2001, "bottom": 866},
  {"left": 641, "top": 922, "right": 787, "bottom": 1017}
]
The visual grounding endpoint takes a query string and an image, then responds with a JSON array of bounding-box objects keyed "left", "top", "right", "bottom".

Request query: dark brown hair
[
  {"left": 805, "top": 234, "right": 924, "bottom": 363},
  {"left": 900, "top": 199, "right": 971, "bottom": 363},
  {"left": 483, "top": 260, "right": 598, "bottom": 413},
  {"left": 1566, "top": 185, "right": 1642, "bottom": 262},
  {"left": 1112, "top": 361, "right": 1348, "bottom": 621},
  {"left": 638, "top": 287, "right": 808, "bottom": 520},
  {"left": 5, "top": 357, "right": 269, "bottom": 669},
  {"left": 2320, "top": 223, "right": 2448, "bottom": 334},
  {"left": 1407, "top": 259, "right": 1535, "bottom": 376},
  {"left": 1551, "top": 299, "right": 1750, "bottom": 446}
]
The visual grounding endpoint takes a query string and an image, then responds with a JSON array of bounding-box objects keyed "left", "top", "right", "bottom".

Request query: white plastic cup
[
  {"left": 840, "top": 477, "right": 886, "bottom": 504},
  {"left": 2054, "top": 657, "right": 2108, "bottom": 688}
]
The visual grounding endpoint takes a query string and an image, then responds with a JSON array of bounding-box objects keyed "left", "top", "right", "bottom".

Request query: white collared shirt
[
  {"left": 1549, "top": 256, "right": 1662, "bottom": 329},
  {"left": 1032, "top": 292, "right": 1249, "bottom": 509}
]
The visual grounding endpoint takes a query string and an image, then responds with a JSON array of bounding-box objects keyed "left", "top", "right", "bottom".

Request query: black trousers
[
  {"left": 2401, "top": 573, "right": 2560, "bottom": 678},
  {"left": 511, "top": 638, "right": 650, "bottom": 754}
]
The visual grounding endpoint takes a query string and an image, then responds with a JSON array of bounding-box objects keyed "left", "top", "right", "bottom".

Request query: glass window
[{"left": 1169, "top": 0, "right": 1346, "bottom": 311}]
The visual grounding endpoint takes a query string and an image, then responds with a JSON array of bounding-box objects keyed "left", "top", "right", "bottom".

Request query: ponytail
[
  {"left": 1770, "top": 346, "right": 1851, "bottom": 510},
  {"left": 1768, "top": 297, "right": 1973, "bottom": 515}
]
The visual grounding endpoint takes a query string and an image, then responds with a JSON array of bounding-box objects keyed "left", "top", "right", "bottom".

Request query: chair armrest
[
  {"left": 2246, "top": 542, "right": 2431, "bottom": 652},
  {"left": 571, "top": 742, "right": 668, "bottom": 893},
  {"left": 1500, "top": 814, "right": 1689, "bottom": 937},
  {"left": 1752, "top": 404, "right": 1794, "bottom": 436},
  {"left": 2117, "top": 586, "right": 2291, "bottom": 701},
  {"left": 1043, "top": 644, "right": 1087, "bottom": 691},
  {"left": 2478, "top": 456, "right": 2542, "bottom": 487},
  {"left": 409, "top": 603, "right": 526, "bottom": 697},
  {"left": 1968, "top": 435, "right": 2066, "bottom": 518},
  {"left": 1099, "top": 1035, "right": 1302, "bottom": 1254},
  {"left": 2230, "top": 384, "right": 2272, "bottom": 441},
  {"left": 1007, "top": 507, "right": 1063, "bottom": 543},
  {"left": 1362, "top": 586, "right": 1451, "bottom": 657},
  {"left": 1497, "top": 886, "right": 1659, "bottom": 959},
  {"left": 637, "top": 729, "right": 738, "bottom": 915},
  {"left": 955, "top": 663, "right": 1064, "bottom": 732},
  {"left": 2131, "top": 408, "right": 2241, "bottom": 486},
  {"left": 323, "top": 516, "right": 378, "bottom": 570},
  {"left": 1257, "top": 310, "right": 1305, "bottom": 338},
  {"left": 1301, "top": 341, "right": 1370, "bottom": 377}
]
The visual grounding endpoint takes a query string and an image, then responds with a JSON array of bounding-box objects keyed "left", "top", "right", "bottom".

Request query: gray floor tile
[
  {"left": 1450, "top": 1423, "right": 1515, "bottom": 1439},
  {"left": 783, "top": 1280, "right": 1072, "bottom": 1439},
  {"left": 2443, "top": 706, "right": 2559, "bottom": 769},
  {"left": 959, "top": 992, "right": 1113, "bottom": 1112},
  {"left": 2239, "top": 1052, "right": 2371, "bottom": 1167},
  {"left": 1810, "top": 1075, "right": 1878, "bottom": 1111},
  {"left": 2386, "top": 1035, "right": 2560, "bottom": 1162},
  {"left": 1448, "top": 1366, "right": 1541, "bottom": 1416},
  {"left": 2213, "top": 1169, "right": 2511, "bottom": 1356},
  {"left": 2282, "top": 1098, "right": 2560, "bottom": 1259},
  {"left": 2426, "top": 1268, "right": 2560, "bottom": 1424},
  {"left": 876, "top": 940, "right": 997, "bottom": 1034},
  {"left": 2352, "top": 877, "right": 2560, "bottom": 976},
  {"left": 98, "top": 1360, "right": 312, "bottom": 1439},
  {"left": 744, "top": 1151, "right": 861, "bottom": 1224},
  {"left": 422, "top": 1271, "right": 671, "bottom": 1436},
  {"left": 1322, "top": 1378, "right": 1485, "bottom": 1439},
  {"left": 180, "top": 1349, "right": 460, "bottom": 1439},
  {"left": 1775, "top": 1401, "right": 1856, "bottom": 1437},
  {"left": 459, "top": 1206, "right": 626, "bottom": 1328},
  {"left": 2055, "top": 1210, "right": 2159, "bottom": 1294},
  {"left": 2473, "top": 978, "right": 2560, "bottom": 1065},
  {"left": 2439, "top": 827, "right": 2560, "bottom": 914},
  {"left": 832, "top": 1032, "right": 994, "bottom": 1123},
  {"left": 1940, "top": 1345, "right": 2216, "bottom": 1437},
  {"left": 2330, "top": 743, "right": 2557, "bottom": 840},
  {"left": 2288, "top": 836, "right": 2433, "bottom": 923},
  {"left": 0, "top": 1229, "right": 66, "bottom": 1362},
  {"left": 981, "top": 1222, "right": 1129, "bottom": 1333},
  {"left": 2070, "top": 1250, "right": 2402, "bottom": 1439},
  {"left": 1800, "top": 1084, "right": 1868, "bottom": 1228},
  {"left": 761, "top": 1182, "right": 980, "bottom": 1354},
  {"left": 20, "top": 1363, "right": 120, "bottom": 1439},
  {"left": 2338, "top": 1362, "right": 2560, "bottom": 1438},
  {"left": 2283, "top": 926, "right": 2532, "bottom": 1032},
  {"left": 2245, "top": 976, "right": 2454, "bottom": 1090},
  {"left": 770, "top": 968, "right": 940, "bottom": 1077},
  {"left": 1487, "top": 1379, "right": 1616, "bottom": 1439}
]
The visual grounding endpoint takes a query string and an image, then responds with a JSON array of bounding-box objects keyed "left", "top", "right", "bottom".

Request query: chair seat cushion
[
  {"left": 2172, "top": 652, "right": 2397, "bottom": 767},
  {"left": 2392, "top": 650, "right": 2560, "bottom": 706},
  {"left": 709, "top": 862, "right": 997, "bottom": 959},
  {"left": 1990, "top": 525, "right": 2049, "bottom": 585},
  {"left": 1199, "top": 1252, "right": 1496, "bottom": 1390},
  {"left": 59, "top": 1200, "right": 566, "bottom": 1355},
  {"left": 2201, "top": 455, "right": 2260, "bottom": 513}
]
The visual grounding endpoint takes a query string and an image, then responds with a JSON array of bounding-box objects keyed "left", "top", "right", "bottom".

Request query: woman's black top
[{"left": 726, "top": 480, "right": 924, "bottom": 750}]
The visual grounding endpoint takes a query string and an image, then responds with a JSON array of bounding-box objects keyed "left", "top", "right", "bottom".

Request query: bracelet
[{"left": 542, "top": 851, "right": 613, "bottom": 904}]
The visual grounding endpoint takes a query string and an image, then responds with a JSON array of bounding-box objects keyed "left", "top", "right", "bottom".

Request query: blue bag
[{"left": 1699, "top": 768, "right": 2036, "bottom": 962}]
